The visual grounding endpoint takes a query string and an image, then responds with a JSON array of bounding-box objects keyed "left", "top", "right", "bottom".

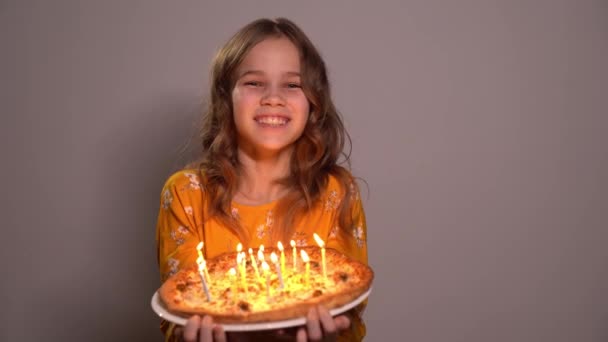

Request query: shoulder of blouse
[{"left": 161, "top": 169, "right": 207, "bottom": 193}]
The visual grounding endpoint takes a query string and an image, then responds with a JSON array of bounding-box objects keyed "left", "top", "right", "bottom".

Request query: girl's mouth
[{"left": 255, "top": 116, "right": 290, "bottom": 126}]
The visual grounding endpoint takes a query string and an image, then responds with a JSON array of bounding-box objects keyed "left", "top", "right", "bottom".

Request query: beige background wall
[{"left": 1, "top": 1, "right": 607, "bottom": 341}]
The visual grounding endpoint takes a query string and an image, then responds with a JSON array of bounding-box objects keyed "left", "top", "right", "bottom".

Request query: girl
[{"left": 156, "top": 18, "right": 368, "bottom": 341}]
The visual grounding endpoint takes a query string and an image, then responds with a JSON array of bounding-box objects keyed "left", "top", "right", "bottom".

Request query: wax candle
[
  {"left": 236, "top": 243, "right": 243, "bottom": 270},
  {"left": 197, "top": 255, "right": 211, "bottom": 284},
  {"left": 270, "top": 252, "right": 284, "bottom": 290},
  {"left": 277, "top": 241, "right": 286, "bottom": 276},
  {"left": 196, "top": 242, "right": 211, "bottom": 282},
  {"left": 198, "top": 259, "right": 211, "bottom": 301},
  {"left": 261, "top": 261, "right": 271, "bottom": 301},
  {"left": 237, "top": 252, "right": 248, "bottom": 296},
  {"left": 290, "top": 240, "right": 297, "bottom": 271},
  {"left": 300, "top": 250, "right": 310, "bottom": 287},
  {"left": 248, "top": 248, "right": 262, "bottom": 286},
  {"left": 228, "top": 267, "right": 237, "bottom": 301},
  {"left": 196, "top": 241, "right": 204, "bottom": 259},
  {"left": 313, "top": 233, "right": 327, "bottom": 281}
]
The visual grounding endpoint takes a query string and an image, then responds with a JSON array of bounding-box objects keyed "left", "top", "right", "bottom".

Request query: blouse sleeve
[
  {"left": 326, "top": 183, "right": 369, "bottom": 342},
  {"left": 156, "top": 172, "right": 206, "bottom": 282},
  {"left": 326, "top": 184, "right": 368, "bottom": 264},
  {"left": 155, "top": 172, "right": 205, "bottom": 341}
]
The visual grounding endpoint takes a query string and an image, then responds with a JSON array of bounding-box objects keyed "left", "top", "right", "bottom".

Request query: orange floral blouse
[{"left": 156, "top": 170, "right": 369, "bottom": 341}]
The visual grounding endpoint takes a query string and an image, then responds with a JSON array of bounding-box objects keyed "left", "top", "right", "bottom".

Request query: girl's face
[{"left": 232, "top": 37, "right": 309, "bottom": 158}]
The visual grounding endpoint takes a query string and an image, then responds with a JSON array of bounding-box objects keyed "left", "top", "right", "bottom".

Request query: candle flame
[
  {"left": 248, "top": 247, "right": 253, "bottom": 254},
  {"left": 313, "top": 233, "right": 325, "bottom": 247},
  {"left": 237, "top": 243, "right": 242, "bottom": 253},
  {"left": 290, "top": 240, "right": 296, "bottom": 247},
  {"left": 261, "top": 261, "right": 270, "bottom": 271},
  {"left": 257, "top": 250, "right": 264, "bottom": 261},
  {"left": 259, "top": 245, "right": 264, "bottom": 252},
  {"left": 300, "top": 250, "right": 310, "bottom": 263},
  {"left": 229, "top": 267, "right": 236, "bottom": 277},
  {"left": 197, "top": 242, "right": 204, "bottom": 251},
  {"left": 270, "top": 252, "right": 278, "bottom": 263},
  {"left": 277, "top": 241, "right": 284, "bottom": 251}
]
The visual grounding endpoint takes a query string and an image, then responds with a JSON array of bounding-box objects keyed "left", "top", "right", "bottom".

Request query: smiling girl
[{"left": 156, "top": 18, "right": 368, "bottom": 341}]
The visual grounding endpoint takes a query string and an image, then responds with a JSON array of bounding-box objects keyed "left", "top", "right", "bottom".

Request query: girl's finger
[
  {"left": 306, "top": 307, "right": 322, "bottom": 341},
  {"left": 334, "top": 315, "right": 351, "bottom": 331},
  {"left": 183, "top": 315, "right": 201, "bottom": 342},
  {"left": 296, "top": 327, "right": 307, "bottom": 342},
  {"left": 213, "top": 325, "right": 226, "bottom": 342},
  {"left": 317, "top": 305, "right": 337, "bottom": 338},
  {"left": 199, "top": 315, "right": 213, "bottom": 342}
]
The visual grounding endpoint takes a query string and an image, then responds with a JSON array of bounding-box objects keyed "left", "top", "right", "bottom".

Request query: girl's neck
[{"left": 233, "top": 147, "right": 292, "bottom": 205}]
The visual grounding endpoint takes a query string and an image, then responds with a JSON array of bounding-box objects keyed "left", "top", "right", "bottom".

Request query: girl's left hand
[{"left": 295, "top": 305, "right": 351, "bottom": 341}]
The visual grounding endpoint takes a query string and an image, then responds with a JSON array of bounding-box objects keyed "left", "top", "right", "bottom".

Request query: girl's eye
[
  {"left": 287, "top": 83, "right": 302, "bottom": 89},
  {"left": 244, "top": 81, "right": 262, "bottom": 87}
]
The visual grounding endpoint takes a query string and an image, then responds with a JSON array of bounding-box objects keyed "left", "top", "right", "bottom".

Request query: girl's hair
[{"left": 191, "top": 17, "right": 357, "bottom": 247}]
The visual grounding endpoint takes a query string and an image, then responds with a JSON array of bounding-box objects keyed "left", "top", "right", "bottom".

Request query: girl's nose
[{"left": 261, "top": 85, "right": 286, "bottom": 106}]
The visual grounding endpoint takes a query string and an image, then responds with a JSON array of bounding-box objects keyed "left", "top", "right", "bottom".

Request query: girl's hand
[
  {"left": 296, "top": 305, "right": 351, "bottom": 341},
  {"left": 175, "top": 315, "right": 227, "bottom": 342}
]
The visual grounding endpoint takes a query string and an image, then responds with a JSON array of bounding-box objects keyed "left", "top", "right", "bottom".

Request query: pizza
[{"left": 158, "top": 246, "right": 373, "bottom": 324}]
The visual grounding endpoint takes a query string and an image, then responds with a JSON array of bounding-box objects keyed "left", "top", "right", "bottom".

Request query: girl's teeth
[{"left": 257, "top": 117, "right": 287, "bottom": 125}]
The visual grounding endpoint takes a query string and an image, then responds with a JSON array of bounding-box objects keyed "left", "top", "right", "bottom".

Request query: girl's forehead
[{"left": 236, "top": 37, "right": 301, "bottom": 76}]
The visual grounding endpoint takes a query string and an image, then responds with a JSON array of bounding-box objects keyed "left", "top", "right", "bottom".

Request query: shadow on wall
[{"left": 95, "top": 93, "right": 202, "bottom": 341}]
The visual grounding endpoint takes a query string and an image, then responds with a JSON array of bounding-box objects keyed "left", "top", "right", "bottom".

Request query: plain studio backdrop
[{"left": 1, "top": 1, "right": 607, "bottom": 341}]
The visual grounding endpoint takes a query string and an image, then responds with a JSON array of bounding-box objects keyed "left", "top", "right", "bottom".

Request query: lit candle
[
  {"left": 257, "top": 247, "right": 265, "bottom": 264},
  {"left": 261, "top": 261, "right": 271, "bottom": 301},
  {"left": 228, "top": 267, "right": 237, "bottom": 301},
  {"left": 240, "top": 251, "right": 247, "bottom": 272},
  {"left": 248, "top": 248, "right": 262, "bottom": 286},
  {"left": 313, "top": 233, "right": 327, "bottom": 281},
  {"left": 277, "top": 241, "right": 286, "bottom": 276},
  {"left": 300, "top": 250, "right": 310, "bottom": 287},
  {"left": 290, "top": 240, "right": 297, "bottom": 271},
  {"left": 236, "top": 243, "right": 243, "bottom": 270},
  {"left": 196, "top": 242, "right": 211, "bottom": 282},
  {"left": 197, "top": 259, "right": 212, "bottom": 301},
  {"left": 270, "top": 252, "right": 284, "bottom": 290},
  {"left": 197, "top": 255, "right": 211, "bottom": 284},
  {"left": 196, "top": 241, "right": 204, "bottom": 259},
  {"left": 237, "top": 252, "right": 248, "bottom": 296}
]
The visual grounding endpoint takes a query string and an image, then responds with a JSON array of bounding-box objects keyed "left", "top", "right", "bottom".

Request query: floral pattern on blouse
[
  {"left": 170, "top": 225, "right": 189, "bottom": 246},
  {"left": 256, "top": 224, "right": 266, "bottom": 239},
  {"left": 329, "top": 225, "right": 339, "bottom": 239},
  {"left": 162, "top": 189, "right": 173, "bottom": 209},
  {"left": 324, "top": 190, "right": 340, "bottom": 211},
  {"left": 292, "top": 231, "right": 308, "bottom": 247},
  {"left": 184, "top": 172, "right": 202, "bottom": 190},
  {"left": 166, "top": 258, "right": 180, "bottom": 279},
  {"left": 353, "top": 225, "right": 365, "bottom": 248},
  {"left": 265, "top": 210, "right": 274, "bottom": 228}
]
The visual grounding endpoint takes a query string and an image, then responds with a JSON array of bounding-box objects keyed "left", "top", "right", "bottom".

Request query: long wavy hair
[{"left": 191, "top": 18, "right": 358, "bottom": 247}]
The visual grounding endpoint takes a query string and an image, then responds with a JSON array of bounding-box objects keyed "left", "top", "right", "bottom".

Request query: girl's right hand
[{"left": 176, "top": 315, "right": 227, "bottom": 342}]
